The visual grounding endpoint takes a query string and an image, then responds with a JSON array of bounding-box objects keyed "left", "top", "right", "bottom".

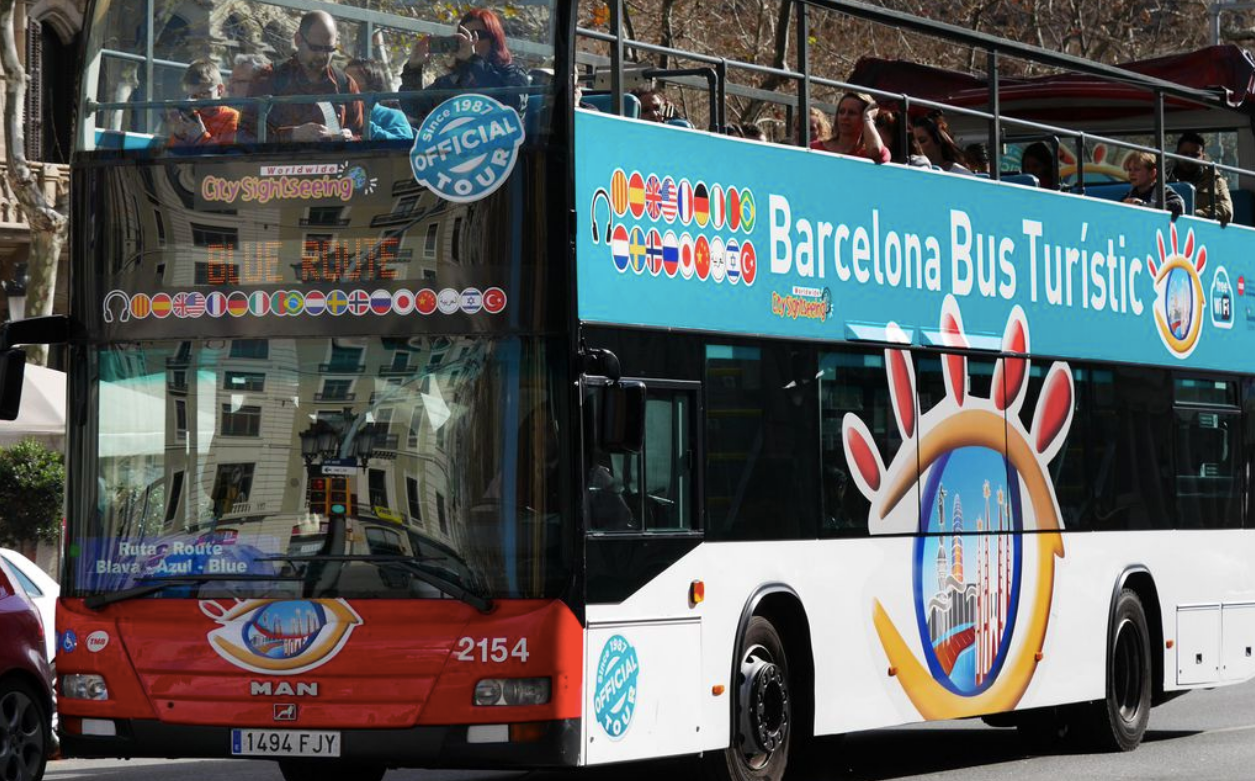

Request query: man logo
[
  {"left": 251, "top": 681, "right": 320, "bottom": 697},
  {"left": 274, "top": 704, "right": 298, "bottom": 722}
]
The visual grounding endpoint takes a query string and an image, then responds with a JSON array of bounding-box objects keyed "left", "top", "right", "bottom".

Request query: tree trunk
[
  {"left": 739, "top": 0, "right": 792, "bottom": 125},
  {"left": 0, "top": 0, "right": 67, "bottom": 366}
]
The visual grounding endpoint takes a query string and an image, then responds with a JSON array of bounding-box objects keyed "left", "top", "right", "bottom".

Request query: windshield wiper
[
  {"left": 263, "top": 554, "right": 494, "bottom": 613},
  {"left": 83, "top": 574, "right": 303, "bottom": 610}
]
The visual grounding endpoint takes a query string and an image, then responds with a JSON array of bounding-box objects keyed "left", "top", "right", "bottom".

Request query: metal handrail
[
  {"left": 576, "top": 0, "right": 1250, "bottom": 214},
  {"left": 89, "top": 84, "right": 543, "bottom": 143}
]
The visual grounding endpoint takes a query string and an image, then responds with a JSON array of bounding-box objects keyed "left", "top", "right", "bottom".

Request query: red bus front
[{"left": 60, "top": 0, "right": 581, "bottom": 774}]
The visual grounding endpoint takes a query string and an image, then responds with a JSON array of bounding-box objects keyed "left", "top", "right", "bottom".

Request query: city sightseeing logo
[
  {"left": 843, "top": 296, "right": 1073, "bottom": 719},
  {"left": 771, "top": 286, "right": 830, "bottom": 322},
  {"left": 201, "top": 162, "right": 375, "bottom": 205},
  {"left": 1148, "top": 225, "right": 1208, "bottom": 359},
  {"left": 411, "top": 94, "right": 524, "bottom": 204},
  {"left": 201, "top": 599, "right": 362, "bottom": 674}
]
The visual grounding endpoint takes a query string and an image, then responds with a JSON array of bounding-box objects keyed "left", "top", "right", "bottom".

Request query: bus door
[{"left": 580, "top": 375, "right": 707, "bottom": 762}]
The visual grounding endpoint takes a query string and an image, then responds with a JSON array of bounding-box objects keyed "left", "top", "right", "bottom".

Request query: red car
[{"left": 0, "top": 554, "right": 53, "bottom": 781}]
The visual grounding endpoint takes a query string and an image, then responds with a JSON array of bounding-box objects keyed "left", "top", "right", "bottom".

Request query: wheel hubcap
[
  {"left": 1113, "top": 618, "right": 1144, "bottom": 723},
  {"left": 0, "top": 690, "right": 44, "bottom": 781},
  {"left": 737, "top": 644, "right": 789, "bottom": 769}
]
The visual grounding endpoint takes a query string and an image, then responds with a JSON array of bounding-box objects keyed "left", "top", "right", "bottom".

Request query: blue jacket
[{"left": 370, "top": 104, "right": 414, "bottom": 141}]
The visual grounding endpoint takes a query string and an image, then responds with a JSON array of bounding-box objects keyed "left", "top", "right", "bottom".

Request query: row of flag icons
[
  {"left": 609, "top": 169, "right": 756, "bottom": 232},
  {"left": 611, "top": 226, "right": 758, "bottom": 286},
  {"left": 103, "top": 287, "right": 508, "bottom": 322}
]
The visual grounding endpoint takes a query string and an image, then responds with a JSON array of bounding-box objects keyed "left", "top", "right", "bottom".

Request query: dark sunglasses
[{"left": 301, "top": 35, "right": 339, "bottom": 54}]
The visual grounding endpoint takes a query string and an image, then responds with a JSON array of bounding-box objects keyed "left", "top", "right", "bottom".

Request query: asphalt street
[{"left": 47, "top": 677, "right": 1255, "bottom": 781}]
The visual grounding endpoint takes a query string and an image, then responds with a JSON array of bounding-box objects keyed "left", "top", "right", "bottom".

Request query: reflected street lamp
[
  {"left": 300, "top": 413, "right": 376, "bottom": 469},
  {"left": 3, "top": 263, "right": 27, "bottom": 321}
]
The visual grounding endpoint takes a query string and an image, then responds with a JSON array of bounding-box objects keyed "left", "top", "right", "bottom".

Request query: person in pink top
[{"left": 811, "top": 92, "right": 889, "bottom": 164}]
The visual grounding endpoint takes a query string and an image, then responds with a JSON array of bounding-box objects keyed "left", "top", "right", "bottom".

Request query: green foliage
[{"left": 0, "top": 438, "right": 64, "bottom": 547}]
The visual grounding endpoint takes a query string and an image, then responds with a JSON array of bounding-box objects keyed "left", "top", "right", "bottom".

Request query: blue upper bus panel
[{"left": 575, "top": 110, "right": 1249, "bottom": 375}]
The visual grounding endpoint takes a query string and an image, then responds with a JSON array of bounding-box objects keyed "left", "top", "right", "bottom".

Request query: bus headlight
[
  {"left": 473, "top": 677, "right": 550, "bottom": 706},
  {"left": 62, "top": 674, "right": 109, "bottom": 701}
]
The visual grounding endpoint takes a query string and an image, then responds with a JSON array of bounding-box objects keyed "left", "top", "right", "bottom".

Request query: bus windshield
[
  {"left": 79, "top": 0, "right": 558, "bottom": 152},
  {"left": 74, "top": 335, "right": 570, "bottom": 600}
]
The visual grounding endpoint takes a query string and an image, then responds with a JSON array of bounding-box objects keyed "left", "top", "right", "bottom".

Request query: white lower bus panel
[{"left": 581, "top": 526, "right": 1255, "bottom": 759}]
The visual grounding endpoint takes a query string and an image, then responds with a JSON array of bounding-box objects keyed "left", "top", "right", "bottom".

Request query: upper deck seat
[
  {"left": 580, "top": 92, "right": 642, "bottom": 119},
  {"left": 1073, "top": 181, "right": 1195, "bottom": 216},
  {"left": 1231, "top": 189, "right": 1255, "bottom": 226},
  {"left": 94, "top": 128, "right": 158, "bottom": 151}
]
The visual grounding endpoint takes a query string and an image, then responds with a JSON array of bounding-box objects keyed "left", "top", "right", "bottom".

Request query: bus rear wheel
[
  {"left": 1086, "top": 588, "right": 1152, "bottom": 752},
  {"left": 707, "top": 616, "right": 792, "bottom": 781},
  {"left": 276, "top": 759, "right": 386, "bottom": 781}
]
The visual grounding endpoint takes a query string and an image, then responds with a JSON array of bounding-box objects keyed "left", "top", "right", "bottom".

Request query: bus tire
[
  {"left": 706, "top": 615, "right": 792, "bottom": 781},
  {"left": 0, "top": 678, "right": 50, "bottom": 781},
  {"left": 276, "top": 759, "right": 386, "bottom": 781},
  {"left": 1087, "top": 588, "right": 1152, "bottom": 752}
]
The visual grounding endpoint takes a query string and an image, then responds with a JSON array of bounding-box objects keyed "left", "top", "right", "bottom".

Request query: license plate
[{"left": 230, "top": 729, "right": 341, "bottom": 757}]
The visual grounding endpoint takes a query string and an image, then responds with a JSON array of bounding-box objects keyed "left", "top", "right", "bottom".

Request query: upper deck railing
[{"left": 577, "top": 0, "right": 1249, "bottom": 218}]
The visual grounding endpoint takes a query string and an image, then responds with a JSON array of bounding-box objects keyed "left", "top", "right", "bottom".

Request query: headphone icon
[{"left": 590, "top": 188, "right": 611, "bottom": 244}]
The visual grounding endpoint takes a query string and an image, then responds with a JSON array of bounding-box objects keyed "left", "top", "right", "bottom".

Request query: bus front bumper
[{"left": 60, "top": 718, "right": 581, "bottom": 768}]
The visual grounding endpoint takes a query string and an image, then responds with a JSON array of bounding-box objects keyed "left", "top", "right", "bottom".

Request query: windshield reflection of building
[{"left": 154, "top": 337, "right": 471, "bottom": 560}]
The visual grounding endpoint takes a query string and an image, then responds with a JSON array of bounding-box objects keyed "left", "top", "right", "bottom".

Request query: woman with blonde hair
[{"left": 811, "top": 92, "right": 889, "bottom": 164}]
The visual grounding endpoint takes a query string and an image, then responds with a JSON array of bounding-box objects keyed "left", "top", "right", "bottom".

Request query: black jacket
[
  {"left": 1123, "top": 182, "right": 1184, "bottom": 218},
  {"left": 400, "top": 56, "right": 529, "bottom": 122}
]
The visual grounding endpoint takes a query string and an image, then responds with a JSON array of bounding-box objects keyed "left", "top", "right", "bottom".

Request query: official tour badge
[
  {"left": 411, "top": 94, "right": 525, "bottom": 204},
  {"left": 594, "top": 635, "right": 639, "bottom": 740}
]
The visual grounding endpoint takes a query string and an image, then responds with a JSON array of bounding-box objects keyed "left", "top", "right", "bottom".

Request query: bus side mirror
[
  {"left": 0, "top": 349, "right": 26, "bottom": 421},
  {"left": 600, "top": 380, "right": 645, "bottom": 454}
]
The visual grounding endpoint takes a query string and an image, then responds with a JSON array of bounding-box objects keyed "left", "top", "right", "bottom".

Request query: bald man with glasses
[{"left": 238, "top": 11, "right": 365, "bottom": 143}]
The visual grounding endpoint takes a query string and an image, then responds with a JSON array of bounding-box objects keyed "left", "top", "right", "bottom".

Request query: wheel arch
[
  {"left": 0, "top": 667, "right": 54, "bottom": 727},
  {"left": 729, "top": 583, "right": 815, "bottom": 744},
  {"left": 1111, "top": 566, "right": 1165, "bottom": 704}
]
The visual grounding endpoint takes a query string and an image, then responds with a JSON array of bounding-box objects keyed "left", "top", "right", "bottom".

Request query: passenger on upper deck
[
  {"left": 1020, "top": 142, "right": 1058, "bottom": 190},
  {"left": 874, "top": 109, "right": 929, "bottom": 167},
  {"left": 1169, "top": 132, "right": 1233, "bottom": 223},
  {"left": 632, "top": 87, "right": 678, "bottom": 123},
  {"left": 1122, "top": 150, "right": 1184, "bottom": 218},
  {"left": 739, "top": 123, "right": 767, "bottom": 142},
  {"left": 166, "top": 59, "right": 238, "bottom": 146},
  {"left": 238, "top": 11, "right": 365, "bottom": 143},
  {"left": 228, "top": 54, "right": 269, "bottom": 99},
  {"left": 911, "top": 112, "right": 971, "bottom": 174},
  {"left": 811, "top": 92, "right": 889, "bottom": 164},
  {"left": 346, "top": 58, "right": 414, "bottom": 141},
  {"left": 965, "top": 143, "right": 991, "bottom": 175},
  {"left": 400, "top": 8, "right": 529, "bottom": 123},
  {"left": 793, "top": 107, "right": 831, "bottom": 146}
]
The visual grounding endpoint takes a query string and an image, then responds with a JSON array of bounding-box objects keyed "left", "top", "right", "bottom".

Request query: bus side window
[
  {"left": 642, "top": 391, "right": 694, "bottom": 532},
  {"left": 1019, "top": 364, "right": 1090, "bottom": 531},
  {"left": 586, "top": 383, "right": 696, "bottom": 533},
  {"left": 818, "top": 349, "right": 899, "bottom": 537},
  {"left": 704, "top": 343, "right": 818, "bottom": 541},
  {"left": 1175, "top": 377, "right": 1242, "bottom": 529}
]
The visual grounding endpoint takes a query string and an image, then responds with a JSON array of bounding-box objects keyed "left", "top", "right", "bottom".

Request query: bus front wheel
[
  {"left": 277, "top": 759, "right": 386, "bottom": 781},
  {"left": 708, "top": 615, "right": 792, "bottom": 781},
  {"left": 1087, "top": 588, "right": 1152, "bottom": 752}
]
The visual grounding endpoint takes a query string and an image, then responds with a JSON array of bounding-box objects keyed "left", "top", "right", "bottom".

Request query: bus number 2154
[{"left": 453, "top": 636, "right": 530, "bottom": 663}]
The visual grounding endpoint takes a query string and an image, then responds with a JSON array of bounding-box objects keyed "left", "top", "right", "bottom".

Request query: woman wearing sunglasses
[{"left": 400, "top": 8, "right": 530, "bottom": 123}]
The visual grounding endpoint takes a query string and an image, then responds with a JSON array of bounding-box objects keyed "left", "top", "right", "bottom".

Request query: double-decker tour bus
[{"left": 0, "top": 0, "right": 1251, "bottom": 779}]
